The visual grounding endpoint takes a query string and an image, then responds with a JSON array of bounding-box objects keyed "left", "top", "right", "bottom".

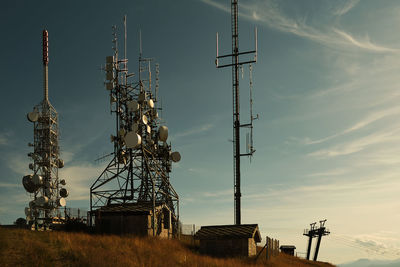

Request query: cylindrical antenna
[
  {"left": 43, "top": 29, "right": 49, "bottom": 101},
  {"left": 139, "top": 29, "right": 142, "bottom": 58},
  {"left": 254, "top": 27, "right": 258, "bottom": 62},
  {"left": 216, "top": 32, "right": 219, "bottom": 66},
  {"left": 124, "top": 15, "right": 127, "bottom": 84}
]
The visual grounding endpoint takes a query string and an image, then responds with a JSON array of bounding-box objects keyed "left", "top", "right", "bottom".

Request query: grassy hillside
[{"left": 0, "top": 228, "right": 335, "bottom": 267}]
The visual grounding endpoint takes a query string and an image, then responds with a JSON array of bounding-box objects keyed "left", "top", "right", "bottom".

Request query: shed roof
[
  {"left": 96, "top": 202, "right": 170, "bottom": 214},
  {"left": 280, "top": 245, "right": 296, "bottom": 249},
  {"left": 195, "top": 224, "right": 261, "bottom": 242}
]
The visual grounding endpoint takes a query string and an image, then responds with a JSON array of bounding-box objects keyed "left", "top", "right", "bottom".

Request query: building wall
[
  {"left": 199, "top": 238, "right": 251, "bottom": 257},
  {"left": 248, "top": 238, "right": 257, "bottom": 256},
  {"left": 95, "top": 214, "right": 148, "bottom": 235}
]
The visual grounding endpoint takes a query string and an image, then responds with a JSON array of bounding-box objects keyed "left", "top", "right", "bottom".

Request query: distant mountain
[{"left": 339, "top": 258, "right": 400, "bottom": 267}]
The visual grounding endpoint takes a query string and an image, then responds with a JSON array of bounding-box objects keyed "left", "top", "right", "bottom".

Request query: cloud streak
[{"left": 202, "top": 0, "right": 398, "bottom": 53}]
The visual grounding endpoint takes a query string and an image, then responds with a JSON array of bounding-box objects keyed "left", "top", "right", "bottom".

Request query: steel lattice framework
[
  {"left": 24, "top": 30, "right": 67, "bottom": 230},
  {"left": 90, "top": 19, "right": 180, "bottom": 234}
]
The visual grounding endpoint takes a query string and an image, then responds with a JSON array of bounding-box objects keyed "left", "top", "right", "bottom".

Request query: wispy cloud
[
  {"left": 202, "top": 0, "right": 398, "bottom": 53},
  {"left": 303, "top": 106, "right": 400, "bottom": 145},
  {"left": 0, "top": 183, "right": 19, "bottom": 188},
  {"left": 308, "top": 129, "right": 400, "bottom": 158},
  {"left": 332, "top": 0, "right": 360, "bottom": 16},
  {"left": 173, "top": 123, "right": 214, "bottom": 139}
]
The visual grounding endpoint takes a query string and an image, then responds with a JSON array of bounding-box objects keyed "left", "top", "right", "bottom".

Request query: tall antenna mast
[
  {"left": 216, "top": 0, "right": 257, "bottom": 225},
  {"left": 43, "top": 30, "right": 49, "bottom": 102}
]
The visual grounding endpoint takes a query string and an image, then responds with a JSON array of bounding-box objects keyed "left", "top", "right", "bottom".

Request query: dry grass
[{"left": 0, "top": 228, "right": 335, "bottom": 267}]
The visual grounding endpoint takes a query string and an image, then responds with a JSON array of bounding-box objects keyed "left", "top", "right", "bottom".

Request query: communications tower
[
  {"left": 90, "top": 17, "right": 181, "bottom": 236},
  {"left": 23, "top": 30, "right": 68, "bottom": 230}
]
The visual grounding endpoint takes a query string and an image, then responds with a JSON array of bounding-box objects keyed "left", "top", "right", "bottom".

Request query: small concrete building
[
  {"left": 94, "top": 202, "right": 175, "bottom": 238},
  {"left": 195, "top": 224, "right": 261, "bottom": 257},
  {"left": 280, "top": 245, "right": 296, "bottom": 256}
]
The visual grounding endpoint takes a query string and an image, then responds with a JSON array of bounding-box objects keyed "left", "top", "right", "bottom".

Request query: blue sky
[{"left": 1, "top": 0, "right": 400, "bottom": 264}]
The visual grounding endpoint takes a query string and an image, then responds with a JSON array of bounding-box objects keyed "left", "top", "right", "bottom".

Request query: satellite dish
[
  {"left": 57, "top": 198, "right": 66, "bottom": 207},
  {"left": 125, "top": 131, "right": 142, "bottom": 148},
  {"left": 29, "top": 201, "right": 35, "bottom": 208},
  {"left": 170, "top": 151, "right": 181, "bottom": 162},
  {"left": 57, "top": 159, "right": 64, "bottom": 168},
  {"left": 142, "top": 115, "right": 148, "bottom": 125},
  {"left": 146, "top": 125, "right": 151, "bottom": 134},
  {"left": 127, "top": 100, "right": 139, "bottom": 112},
  {"left": 36, "top": 196, "right": 49, "bottom": 206},
  {"left": 22, "top": 175, "right": 36, "bottom": 193},
  {"left": 158, "top": 126, "right": 168, "bottom": 142},
  {"left": 27, "top": 111, "right": 39, "bottom": 122},
  {"left": 60, "top": 188, "right": 69, "bottom": 198},
  {"left": 147, "top": 99, "right": 154, "bottom": 108},
  {"left": 32, "top": 174, "right": 43, "bottom": 186},
  {"left": 29, "top": 163, "right": 34, "bottom": 170},
  {"left": 138, "top": 92, "right": 146, "bottom": 103},
  {"left": 60, "top": 179, "right": 66, "bottom": 186}
]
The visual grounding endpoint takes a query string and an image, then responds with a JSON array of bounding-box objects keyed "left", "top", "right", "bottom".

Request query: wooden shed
[
  {"left": 194, "top": 224, "right": 261, "bottom": 257},
  {"left": 280, "top": 245, "right": 296, "bottom": 256},
  {"left": 94, "top": 202, "right": 175, "bottom": 238}
]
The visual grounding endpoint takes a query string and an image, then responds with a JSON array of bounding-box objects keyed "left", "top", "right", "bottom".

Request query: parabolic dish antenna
[
  {"left": 36, "top": 196, "right": 49, "bottom": 206},
  {"left": 142, "top": 115, "right": 148, "bottom": 125},
  {"left": 60, "top": 188, "right": 69, "bottom": 198},
  {"left": 32, "top": 174, "right": 43, "bottom": 186},
  {"left": 158, "top": 126, "right": 168, "bottom": 142},
  {"left": 127, "top": 100, "right": 139, "bottom": 112},
  {"left": 125, "top": 131, "right": 142, "bottom": 148},
  {"left": 22, "top": 174, "right": 37, "bottom": 193},
  {"left": 57, "top": 198, "right": 66, "bottom": 207},
  {"left": 27, "top": 111, "right": 39, "bottom": 122},
  {"left": 60, "top": 179, "right": 66, "bottom": 186},
  {"left": 57, "top": 159, "right": 64, "bottom": 168},
  {"left": 147, "top": 99, "right": 154, "bottom": 108},
  {"left": 170, "top": 151, "right": 181, "bottom": 162}
]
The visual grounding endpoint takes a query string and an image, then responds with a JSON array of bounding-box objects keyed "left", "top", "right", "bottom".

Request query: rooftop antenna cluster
[
  {"left": 216, "top": 0, "right": 258, "bottom": 225},
  {"left": 90, "top": 16, "right": 180, "bottom": 235},
  {"left": 24, "top": 30, "right": 68, "bottom": 230}
]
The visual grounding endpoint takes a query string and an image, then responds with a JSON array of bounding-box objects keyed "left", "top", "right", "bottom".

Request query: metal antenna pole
[
  {"left": 43, "top": 30, "right": 49, "bottom": 102},
  {"left": 215, "top": 0, "right": 257, "bottom": 225}
]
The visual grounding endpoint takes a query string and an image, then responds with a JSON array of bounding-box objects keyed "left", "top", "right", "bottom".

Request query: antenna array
[
  {"left": 90, "top": 16, "right": 180, "bottom": 236},
  {"left": 24, "top": 30, "right": 68, "bottom": 230},
  {"left": 215, "top": 0, "right": 258, "bottom": 225}
]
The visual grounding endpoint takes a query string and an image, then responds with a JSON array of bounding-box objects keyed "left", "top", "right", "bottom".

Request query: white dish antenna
[
  {"left": 125, "top": 131, "right": 142, "bottom": 148},
  {"left": 142, "top": 115, "right": 148, "bottom": 125},
  {"left": 60, "top": 179, "right": 66, "bottom": 186},
  {"left": 146, "top": 125, "right": 151, "bottom": 134},
  {"left": 57, "top": 198, "right": 66, "bottom": 207},
  {"left": 158, "top": 126, "right": 168, "bottom": 142},
  {"left": 27, "top": 111, "right": 39, "bottom": 122},
  {"left": 147, "top": 99, "right": 154, "bottom": 108},
  {"left": 170, "top": 151, "right": 181, "bottom": 163},
  {"left": 127, "top": 100, "right": 139, "bottom": 112}
]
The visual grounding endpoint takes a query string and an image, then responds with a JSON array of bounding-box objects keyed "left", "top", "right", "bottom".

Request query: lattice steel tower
[
  {"left": 90, "top": 17, "right": 180, "bottom": 234},
  {"left": 23, "top": 30, "right": 68, "bottom": 230}
]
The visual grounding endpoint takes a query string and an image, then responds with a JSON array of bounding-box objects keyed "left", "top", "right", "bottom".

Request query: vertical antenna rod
[
  {"left": 215, "top": 0, "right": 257, "bottom": 225},
  {"left": 43, "top": 29, "right": 49, "bottom": 102}
]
